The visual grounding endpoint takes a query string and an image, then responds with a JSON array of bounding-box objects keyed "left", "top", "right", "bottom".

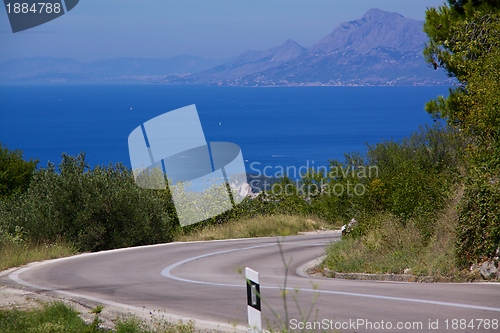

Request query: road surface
[{"left": 5, "top": 234, "right": 500, "bottom": 332}]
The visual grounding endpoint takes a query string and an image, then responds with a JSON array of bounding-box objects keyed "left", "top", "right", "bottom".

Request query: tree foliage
[
  {"left": 424, "top": 0, "right": 500, "bottom": 77},
  {"left": 448, "top": 0, "right": 500, "bottom": 13},
  {"left": 425, "top": 10, "right": 500, "bottom": 141},
  {"left": 424, "top": 0, "right": 500, "bottom": 266},
  {"left": 0, "top": 143, "right": 38, "bottom": 200}
]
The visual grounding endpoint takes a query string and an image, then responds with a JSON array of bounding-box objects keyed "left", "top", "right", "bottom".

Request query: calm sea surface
[{"left": 0, "top": 85, "right": 450, "bottom": 178}]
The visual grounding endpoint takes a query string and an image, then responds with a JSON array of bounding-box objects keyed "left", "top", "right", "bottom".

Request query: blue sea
[{"left": 0, "top": 85, "right": 450, "bottom": 178}]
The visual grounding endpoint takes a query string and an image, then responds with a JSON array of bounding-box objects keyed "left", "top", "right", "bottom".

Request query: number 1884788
[{"left": 6, "top": 3, "right": 61, "bottom": 14}]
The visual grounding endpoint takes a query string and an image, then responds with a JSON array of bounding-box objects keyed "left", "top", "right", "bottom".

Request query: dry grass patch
[
  {"left": 0, "top": 241, "right": 77, "bottom": 272},
  {"left": 175, "top": 214, "right": 335, "bottom": 242}
]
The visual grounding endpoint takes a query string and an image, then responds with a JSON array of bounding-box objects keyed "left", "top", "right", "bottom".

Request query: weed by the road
[
  {"left": 0, "top": 301, "right": 101, "bottom": 332},
  {"left": 175, "top": 214, "right": 334, "bottom": 242},
  {"left": 114, "top": 315, "right": 196, "bottom": 333},
  {"left": 0, "top": 240, "right": 77, "bottom": 272},
  {"left": 0, "top": 301, "right": 200, "bottom": 333}
]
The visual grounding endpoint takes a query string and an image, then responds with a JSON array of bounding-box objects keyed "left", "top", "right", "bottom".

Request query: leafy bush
[
  {"left": 1, "top": 153, "right": 177, "bottom": 252},
  {"left": 457, "top": 173, "right": 500, "bottom": 266},
  {"left": 363, "top": 123, "right": 465, "bottom": 216},
  {"left": 297, "top": 123, "right": 467, "bottom": 241},
  {"left": 0, "top": 142, "right": 38, "bottom": 200},
  {"left": 451, "top": 16, "right": 500, "bottom": 267}
]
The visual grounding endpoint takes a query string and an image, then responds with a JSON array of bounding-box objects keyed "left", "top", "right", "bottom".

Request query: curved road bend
[{"left": 6, "top": 234, "right": 500, "bottom": 332}]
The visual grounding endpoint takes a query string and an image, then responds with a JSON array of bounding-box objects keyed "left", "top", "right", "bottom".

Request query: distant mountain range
[
  {"left": 0, "top": 55, "right": 225, "bottom": 82},
  {"left": 0, "top": 9, "right": 453, "bottom": 86}
]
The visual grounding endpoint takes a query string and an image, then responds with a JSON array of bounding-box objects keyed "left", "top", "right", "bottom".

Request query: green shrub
[
  {"left": 1, "top": 153, "right": 177, "bottom": 252},
  {"left": 298, "top": 123, "right": 467, "bottom": 240},
  {"left": 364, "top": 123, "right": 466, "bottom": 216},
  {"left": 457, "top": 173, "right": 500, "bottom": 267},
  {"left": 195, "top": 123, "right": 467, "bottom": 243},
  {"left": 157, "top": 123, "right": 466, "bottom": 238},
  {"left": 0, "top": 142, "right": 38, "bottom": 200}
]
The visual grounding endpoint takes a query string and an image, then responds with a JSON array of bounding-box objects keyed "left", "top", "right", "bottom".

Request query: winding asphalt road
[{"left": 5, "top": 233, "right": 500, "bottom": 332}]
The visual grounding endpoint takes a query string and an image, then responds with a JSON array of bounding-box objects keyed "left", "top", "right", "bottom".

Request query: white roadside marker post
[{"left": 246, "top": 267, "right": 262, "bottom": 333}]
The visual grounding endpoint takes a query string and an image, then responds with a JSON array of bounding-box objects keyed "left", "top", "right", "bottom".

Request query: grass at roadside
[
  {"left": 0, "top": 301, "right": 198, "bottom": 333},
  {"left": 174, "top": 214, "right": 336, "bottom": 242},
  {"left": 0, "top": 241, "right": 78, "bottom": 272},
  {"left": 0, "top": 301, "right": 98, "bottom": 333},
  {"left": 114, "top": 315, "right": 197, "bottom": 333},
  {"left": 322, "top": 188, "right": 480, "bottom": 281}
]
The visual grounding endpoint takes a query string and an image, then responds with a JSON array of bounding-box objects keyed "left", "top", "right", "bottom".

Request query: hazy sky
[{"left": 0, "top": 0, "right": 448, "bottom": 62}]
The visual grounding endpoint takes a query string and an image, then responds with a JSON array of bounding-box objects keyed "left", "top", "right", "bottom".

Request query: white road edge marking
[
  {"left": 161, "top": 245, "right": 500, "bottom": 313},
  {"left": 8, "top": 264, "right": 248, "bottom": 331},
  {"left": 6, "top": 237, "right": 319, "bottom": 331}
]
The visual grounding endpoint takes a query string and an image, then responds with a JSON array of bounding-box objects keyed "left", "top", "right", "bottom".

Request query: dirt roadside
[{"left": 0, "top": 265, "right": 128, "bottom": 330}]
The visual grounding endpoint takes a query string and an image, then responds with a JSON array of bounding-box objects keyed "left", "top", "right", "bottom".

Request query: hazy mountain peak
[
  {"left": 281, "top": 39, "right": 301, "bottom": 47},
  {"left": 272, "top": 39, "right": 306, "bottom": 61},
  {"left": 230, "top": 39, "right": 305, "bottom": 65},
  {"left": 309, "top": 8, "right": 426, "bottom": 56},
  {"left": 361, "top": 8, "right": 404, "bottom": 21}
]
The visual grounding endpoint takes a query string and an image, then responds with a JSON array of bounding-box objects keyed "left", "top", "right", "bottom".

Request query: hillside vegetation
[
  {"left": 424, "top": 0, "right": 500, "bottom": 269},
  {"left": 324, "top": 0, "right": 500, "bottom": 280}
]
